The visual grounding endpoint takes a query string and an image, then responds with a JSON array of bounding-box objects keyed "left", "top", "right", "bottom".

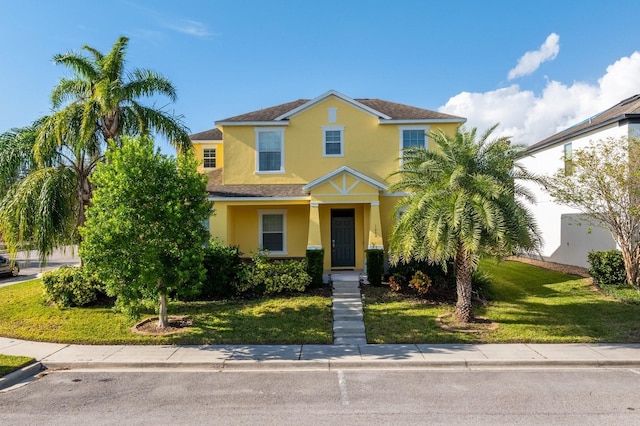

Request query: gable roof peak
[{"left": 274, "top": 90, "right": 392, "bottom": 120}]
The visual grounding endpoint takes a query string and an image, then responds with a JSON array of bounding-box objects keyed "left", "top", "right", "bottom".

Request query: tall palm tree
[
  {"left": 0, "top": 36, "right": 191, "bottom": 262},
  {"left": 45, "top": 35, "right": 191, "bottom": 152},
  {"left": 388, "top": 125, "right": 541, "bottom": 323}
]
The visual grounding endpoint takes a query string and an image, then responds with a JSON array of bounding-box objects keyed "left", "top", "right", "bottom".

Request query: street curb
[
  {"left": 36, "top": 358, "right": 640, "bottom": 372},
  {"left": 0, "top": 362, "right": 43, "bottom": 390}
]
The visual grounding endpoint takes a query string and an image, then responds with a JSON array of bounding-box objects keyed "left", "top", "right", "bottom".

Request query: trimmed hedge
[
  {"left": 305, "top": 249, "right": 325, "bottom": 287},
  {"left": 198, "top": 240, "right": 242, "bottom": 300},
  {"left": 366, "top": 249, "right": 384, "bottom": 286},
  {"left": 238, "top": 252, "right": 311, "bottom": 295},
  {"left": 588, "top": 250, "right": 627, "bottom": 286}
]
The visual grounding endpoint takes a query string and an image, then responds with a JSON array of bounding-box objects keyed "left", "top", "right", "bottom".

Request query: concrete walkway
[
  {"left": 3, "top": 337, "right": 640, "bottom": 373},
  {"left": 331, "top": 274, "right": 366, "bottom": 345}
]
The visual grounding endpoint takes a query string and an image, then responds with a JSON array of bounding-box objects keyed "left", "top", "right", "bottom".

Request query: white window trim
[
  {"left": 322, "top": 126, "right": 344, "bottom": 157},
  {"left": 255, "top": 127, "right": 285, "bottom": 174},
  {"left": 258, "top": 209, "right": 287, "bottom": 255},
  {"left": 399, "top": 126, "right": 429, "bottom": 164},
  {"left": 202, "top": 147, "right": 217, "bottom": 169}
]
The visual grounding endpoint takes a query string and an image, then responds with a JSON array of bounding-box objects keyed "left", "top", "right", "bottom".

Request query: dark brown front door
[{"left": 331, "top": 209, "right": 355, "bottom": 268}]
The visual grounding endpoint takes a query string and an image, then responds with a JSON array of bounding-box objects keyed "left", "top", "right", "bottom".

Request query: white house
[{"left": 519, "top": 94, "right": 640, "bottom": 268}]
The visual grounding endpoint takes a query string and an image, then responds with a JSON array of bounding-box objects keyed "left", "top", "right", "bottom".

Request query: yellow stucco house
[{"left": 191, "top": 90, "right": 465, "bottom": 270}]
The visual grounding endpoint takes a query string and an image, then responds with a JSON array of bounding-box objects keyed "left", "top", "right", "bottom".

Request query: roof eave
[
  {"left": 526, "top": 114, "right": 640, "bottom": 154},
  {"left": 379, "top": 118, "right": 467, "bottom": 125},
  {"left": 208, "top": 196, "right": 310, "bottom": 202},
  {"left": 215, "top": 121, "right": 290, "bottom": 127}
]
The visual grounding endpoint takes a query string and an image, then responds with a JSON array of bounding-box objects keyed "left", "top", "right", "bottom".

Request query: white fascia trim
[
  {"left": 274, "top": 90, "right": 392, "bottom": 121},
  {"left": 381, "top": 191, "right": 410, "bottom": 196},
  {"left": 302, "top": 165, "right": 388, "bottom": 191},
  {"left": 379, "top": 118, "right": 466, "bottom": 124},
  {"left": 215, "top": 121, "right": 289, "bottom": 127},
  {"left": 191, "top": 140, "right": 223, "bottom": 144},
  {"left": 208, "top": 196, "right": 310, "bottom": 202}
]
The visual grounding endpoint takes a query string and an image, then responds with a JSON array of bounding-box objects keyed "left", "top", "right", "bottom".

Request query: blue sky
[{"left": 2, "top": 0, "right": 640, "bottom": 153}]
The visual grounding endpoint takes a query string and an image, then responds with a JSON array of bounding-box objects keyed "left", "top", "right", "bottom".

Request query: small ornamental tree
[
  {"left": 80, "top": 136, "right": 212, "bottom": 327},
  {"left": 546, "top": 136, "right": 640, "bottom": 292}
]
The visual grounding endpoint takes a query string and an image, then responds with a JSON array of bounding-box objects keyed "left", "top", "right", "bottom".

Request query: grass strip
[{"left": 0, "top": 354, "right": 34, "bottom": 377}]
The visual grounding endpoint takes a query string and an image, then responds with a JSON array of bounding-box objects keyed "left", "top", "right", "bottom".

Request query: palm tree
[
  {"left": 45, "top": 35, "right": 190, "bottom": 152},
  {"left": 388, "top": 125, "right": 541, "bottom": 323},
  {"left": 0, "top": 116, "right": 100, "bottom": 262},
  {"left": 0, "top": 36, "right": 191, "bottom": 262}
]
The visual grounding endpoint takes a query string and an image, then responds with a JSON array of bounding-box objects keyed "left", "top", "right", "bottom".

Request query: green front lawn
[
  {"left": 0, "top": 280, "right": 333, "bottom": 344},
  {"left": 0, "top": 354, "right": 34, "bottom": 377},
  {"left": 365, "top": 259, "right": 640, "bottom": 343}
]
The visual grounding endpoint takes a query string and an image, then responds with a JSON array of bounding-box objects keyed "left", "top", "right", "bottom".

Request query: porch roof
[{"left": 206, "top": 169, "right": 307, "bottom": 198}]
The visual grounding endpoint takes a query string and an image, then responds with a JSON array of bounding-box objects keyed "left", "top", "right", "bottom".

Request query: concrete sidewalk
[{"left": 2, "top": 337, "right": 640, "bottom": 371}]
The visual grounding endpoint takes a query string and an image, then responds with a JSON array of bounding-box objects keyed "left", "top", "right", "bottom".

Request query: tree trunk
[
  {"left": 455, "top": 248, "right": 474, "bottom": 323},
  {"left": 158, "top": 292, "right": 168, "bottom": 329},
  {"left": 620, "top": 247, "right": 640, "bottom": 293}
]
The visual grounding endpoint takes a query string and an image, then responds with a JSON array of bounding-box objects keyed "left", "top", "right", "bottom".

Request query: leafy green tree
[
  {"left": 388, "top": 125, "right": 541, "bottom": 323},
  {"left": 80, "top": 136, "right": 211, "bottom": 328},
  {"left": 546, "top": 137, "right": 640, "bottom": 292},
  {"left": 0, "top": 36, "right": 191, "bottom": 262}
]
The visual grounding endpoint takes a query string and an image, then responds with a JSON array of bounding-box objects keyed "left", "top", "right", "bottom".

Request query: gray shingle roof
[
  {"left": 217, "top": 97, "right": 463, "bottom": 122},
  {"left": 206, "top": 169, "right": 307, "bottom": 198},
  {"left": 527, "top": 94, "right": 640, "bottom": 153},
  {"left": 190, "top": 128, "right": 223, "bottom": 141}
]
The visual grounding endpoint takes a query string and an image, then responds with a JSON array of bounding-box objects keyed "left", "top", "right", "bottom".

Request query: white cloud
[
  {"left": 508, "top": 33, "right": 560, "bottom": 80},
  {"left": 165, "top": 19, "right": 216, "bottom": 38},
  {"left": 440, "top": 51, "right": 640, "bottom": 146}
]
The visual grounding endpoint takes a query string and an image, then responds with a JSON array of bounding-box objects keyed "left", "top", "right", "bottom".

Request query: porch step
[
  {"left": 333, "top": 337, "right": 367, "bottom": 345},
  {"left": 333, "top": 312, "right": 363, "bottom": 321}
]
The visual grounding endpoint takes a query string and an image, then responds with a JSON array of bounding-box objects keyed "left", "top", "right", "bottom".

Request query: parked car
[{"left": 0, "top": 254, "right": 19, "bottom": 277}]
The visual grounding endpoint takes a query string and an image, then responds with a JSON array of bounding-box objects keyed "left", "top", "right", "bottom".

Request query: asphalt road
[
  {"left": 0, "top": 247, "right": 80, "bottom": 287},
  {"left": 2, "top": 368, "right": 640, "bottom": 425}
]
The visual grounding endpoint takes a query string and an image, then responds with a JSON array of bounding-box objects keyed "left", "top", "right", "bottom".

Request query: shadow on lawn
[
  {"left": 364, "top": 261, "right": 640, "bottom": 343},
  {"left": 165, "top": 300, "right": 333, "bottom": 345}
]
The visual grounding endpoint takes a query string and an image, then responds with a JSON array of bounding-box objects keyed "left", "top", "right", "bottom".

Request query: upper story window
[
  {"left": 323, "top": 126, "right": 344, "bottom": 157},
  {"left": 400, "top": 126, "right": 429, "bottom": 161},
  {"left": 203, "top": 148, "right": 217, "bottom": 169},
  {"left": 564, "top": 142, "right": 574, "bottom": 176},
  {"left": 256, "top": 128, "right": 284, "bottom": 173}
]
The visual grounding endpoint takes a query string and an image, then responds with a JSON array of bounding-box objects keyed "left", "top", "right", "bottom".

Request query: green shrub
[
  {"left": 388, "top": 259, "right": 455, "bottom": 292},
  {"left": 408, "top": 270, "right": 432, "bottom": 295},
  {"left": 471, "top": 269, "right": 493, "bottom": 301},
  {"left": 305, "top": 249, "right": 325, "bottom": 287},
  {"left": 239, "top": 252, "right": 311, "bottom": 295},
  {"left": 42, "top": 266, "right": 105, "bottom": 307},
  {"left": 366, "top": 249, "right": 384, "bottom": 286},
  {"left": 388, "top": 258, "right": 492, "bottom": 301},
  {"left": 198, "top": 239, "right": 242, "bottom": 300},
  {"left": 588, "top": 250, "right": 627, "bottom": 286}
]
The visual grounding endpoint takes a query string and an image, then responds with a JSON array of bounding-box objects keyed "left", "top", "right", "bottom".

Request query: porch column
[
  {"left": 307, "top": 202, "right": 323, "bottom": 249},
  {"left": 368, "top": 201, "right": 384, "bottom": 249}
]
